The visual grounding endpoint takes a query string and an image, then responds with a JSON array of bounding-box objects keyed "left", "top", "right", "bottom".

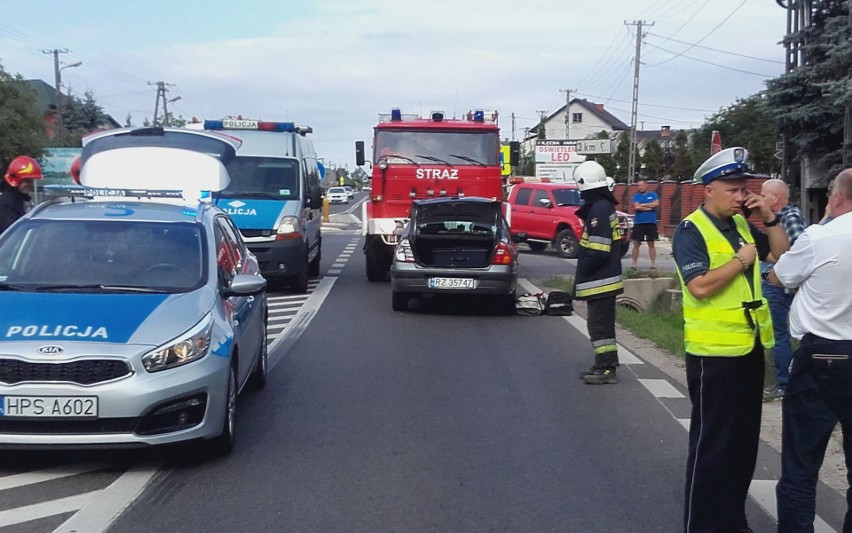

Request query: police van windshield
[
  {"left": 0, "top": 220, "right": 205, "bottom": 292},
  {"left": 375, "top": 131, "right": 499, "bottom": 166},
  {"left": 219, "top": 157, "right": 300, "bottom": 200}
]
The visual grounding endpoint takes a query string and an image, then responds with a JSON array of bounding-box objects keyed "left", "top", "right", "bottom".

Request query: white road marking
[
  {"left": 0, "top": 463, "right": 110, "bottom": 491},
  {"left": 517, "top": 278, "right": 642, "bottom": 365},
  {"left": 638, "top": 378, "right": 685, "bottom": 398},
  {"left": 54, "top": 463, "right": 162, "bottom": 533},
  {"left": 678, "top": 419, "right": 691, "bottom": 431},
  {"left": 332, "top": 262, "right": 346, "bottom": 268},
  {"left": 748, "top": 480, "right": 836, "bottom": 533},
  {"left": 268, "top": 301, "right": 304, "bottom": 310},
  {"left": 0, "top": 491, "right": 98, "bottom": 528},
  {"left": 328, "top": 269, "right": 342, "bottom": 275},
  {"left": 268, "top": 276, "right": 336, "bottom": 369},
  {"left": 267, "top": 316, "right": 295, "bottom": 325}
]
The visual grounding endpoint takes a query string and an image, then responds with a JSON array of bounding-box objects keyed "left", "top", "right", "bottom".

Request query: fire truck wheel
[
  {"left": 554, "top": 229, "right": 579, "bottom": 259},
  {"left": 366, "top": 246, "right": 388, "bottom": 282}
]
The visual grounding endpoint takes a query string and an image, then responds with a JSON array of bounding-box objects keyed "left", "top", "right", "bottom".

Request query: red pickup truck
[{"left": 506, "top": 182, "right": 632, "bottom": 258}]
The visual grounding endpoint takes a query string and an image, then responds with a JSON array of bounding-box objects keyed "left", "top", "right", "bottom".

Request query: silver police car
[{"left": 0, "top": 148, "right": 267, "bottom": 455}]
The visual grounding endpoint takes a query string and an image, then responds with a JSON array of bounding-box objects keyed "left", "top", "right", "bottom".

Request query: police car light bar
[
  {"left": 44, "top": 185, "right": 186, "bottom": 199},
  {"left": 204, "top": 119, "right": 296, "bottom": 132}
]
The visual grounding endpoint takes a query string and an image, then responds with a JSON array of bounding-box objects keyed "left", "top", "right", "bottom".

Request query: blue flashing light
[
  {"left": 391, "top": 108, "right": 402, "bottom": 121},
  {"left": 204, "top": 120, "right": 224, "bottom": 130},
  {"left": 473, "top": 109, "right": 485, "bottom": 122}
]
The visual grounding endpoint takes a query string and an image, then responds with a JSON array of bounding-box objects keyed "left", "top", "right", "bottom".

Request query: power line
[
  {"left": 648, "top": 0, "right": 750, "bottom": 67},
  {"left": 574, "top": 91, "right": 717, "bottom": 112},
  {"left": 646, "top": 32, "right": 784, "bottom": 64},
  {"left": 645, "top": 42, "right": 775, "bottom": 77}
]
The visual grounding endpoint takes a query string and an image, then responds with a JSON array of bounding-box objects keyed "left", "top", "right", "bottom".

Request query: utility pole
[
  {"left": 536, "top": 110, "right": 548, "bottom": 139},
  {"left": 559, "top": 88, "right": 576, "bottom": 140},
  {"left": 511, "top": 112, "right": 516, "bottom": 141},
  {"left": 149, "top": 81, "right": 176, "bottom": 126},
  {"left": 42, "top": 48, "right": 70, "bottom": 137},
  {"left": 625, "top": 20, "right": 653, "bottom": 184}
]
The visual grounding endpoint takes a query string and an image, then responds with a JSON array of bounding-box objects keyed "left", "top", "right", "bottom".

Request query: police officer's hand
[
  {"left": 743, "top": 192, "right": 774, "bottom": 223},
  {"left": 737, "top": 243, "right": 757, "bottom": 266}
]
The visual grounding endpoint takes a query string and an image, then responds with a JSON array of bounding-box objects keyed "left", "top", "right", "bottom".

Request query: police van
[
  {"left": 83, "top": 120, "right": 324, "bottom": 293},
  {"left": 0, "top": 146, "right": 268, "bottom": 454}
]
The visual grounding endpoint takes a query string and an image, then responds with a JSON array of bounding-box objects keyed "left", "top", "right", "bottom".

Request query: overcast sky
[{"left": 0, "top": 0, "right": 788, "bottom": 168}]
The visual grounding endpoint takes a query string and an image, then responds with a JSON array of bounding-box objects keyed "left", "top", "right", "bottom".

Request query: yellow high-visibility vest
[{"left": 677, "top": 209, "right": 775, "bottom": 356}]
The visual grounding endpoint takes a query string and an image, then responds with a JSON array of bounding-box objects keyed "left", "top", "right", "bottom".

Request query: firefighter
[
  {"left": 574, "top": 161, "right": 624, "bottom": 385},
  {"left": 674, "top": 147, "right": 789, "bottom": 532},
  {"left": 70, "top": 156, "right": 82, "bottom": 185},
  {"left": 0, "top": 156, "right": 43, "bottom": 235}
]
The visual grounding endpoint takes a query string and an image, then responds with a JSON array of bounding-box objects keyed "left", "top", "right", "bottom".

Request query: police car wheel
[
  {"left": 248, "top": 328, "right": 268, "bottom": 390},
  {"left": 555, "top": 229, "right": 579, "bottom": 259},
  {"left": 207, "top": 364, "right": 237, "bottom": 456}
]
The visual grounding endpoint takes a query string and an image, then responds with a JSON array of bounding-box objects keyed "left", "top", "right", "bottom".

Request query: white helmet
[
  {"left": 605, "top": 177, "right": 615, "bottom": 192},
  {"left": 574, "top": 161, "right": 607, "bottom": 192}
]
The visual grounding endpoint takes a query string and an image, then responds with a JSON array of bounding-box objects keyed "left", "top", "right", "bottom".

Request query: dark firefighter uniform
[{"left": 574, "top": 185, "right": 623, "bottom": 384}]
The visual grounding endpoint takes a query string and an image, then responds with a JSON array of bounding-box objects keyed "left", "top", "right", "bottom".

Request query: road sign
[{"left": 573, "top": 139, "right": 613, "bottom": 155}]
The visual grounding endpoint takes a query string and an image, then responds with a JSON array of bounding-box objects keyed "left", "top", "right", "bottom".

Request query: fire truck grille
[{"left": 0, "top": 359, "right": 132, "bottom": 385}]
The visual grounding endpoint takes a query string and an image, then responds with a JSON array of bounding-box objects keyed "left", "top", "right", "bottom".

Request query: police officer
[
  {"left": 674, "top": 147, "right": 789, "bottom": 532},
  {"left": 574, "top": 161, "right": 623, "bottom": 385},
  {"left": 0, "top": 156, "right": 43, "bottom": 235}
]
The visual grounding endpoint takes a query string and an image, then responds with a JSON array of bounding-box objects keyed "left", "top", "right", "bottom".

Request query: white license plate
[
  {"left": 429, "top": 277, "right": 475, "bottom": 289},
  {"left": 0, "top": 396, "right": 98, "bottom": 418}
]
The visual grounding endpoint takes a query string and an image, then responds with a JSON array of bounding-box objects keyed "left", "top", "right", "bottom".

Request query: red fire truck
[{"left": 355, "top": 109, "right": 518, "bottom": 281}]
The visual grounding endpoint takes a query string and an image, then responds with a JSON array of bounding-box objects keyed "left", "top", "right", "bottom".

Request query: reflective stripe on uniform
[
  {"left": 575, "top": 274, "right": 624, "bottom": 298},
  {"left": 592, "top": 338, "right": 617, "bottom": 348}
]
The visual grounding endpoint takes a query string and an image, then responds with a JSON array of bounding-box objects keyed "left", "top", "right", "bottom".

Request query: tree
[
  {"left": 53, "top": 89, "right": 114, "bottom": 147},
  {"left": 670, "top": 130, "right": 694, "bottom": 181},
  {"left": 613, "top": 132, "right": 630, "bottom": 181},
  {"left": 0, "top": 62, "right": 45, "bottom": 168},
  {"left": 765, "top": 0, "right": 852, "bottom": 179},
  {"left": 690, "top": 94, "right": 780, "bottom": 176},
  {"left": 641, "top": 139, "right": 665, "bottom": 179}
]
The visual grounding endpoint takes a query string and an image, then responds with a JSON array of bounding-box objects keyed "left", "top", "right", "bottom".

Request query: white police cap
[{"left": 693, "top": 147, "right": 753, "bottom": 185}]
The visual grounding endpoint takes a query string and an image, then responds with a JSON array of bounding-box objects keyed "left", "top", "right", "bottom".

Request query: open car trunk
[{"left": 410, "top": 199, "right": 501, "bottom": 268}]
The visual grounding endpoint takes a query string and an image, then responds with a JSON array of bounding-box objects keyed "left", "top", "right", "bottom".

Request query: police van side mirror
[
  {"left": 355, "top": 141, "right": 366, "bottom": 167},
  {"left": 308, "top": 186, "right": 323, "bottom": 208}
]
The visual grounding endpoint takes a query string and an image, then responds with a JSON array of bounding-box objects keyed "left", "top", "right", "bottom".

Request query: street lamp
[
  {"left": 56, "top": 61, "right": 82, "bottom": 137},
  {"left": 163, "top": 95, "right": 181, "bottom": 126}
]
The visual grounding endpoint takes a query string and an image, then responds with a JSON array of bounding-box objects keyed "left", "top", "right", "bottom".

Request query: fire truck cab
[{"left": 355, "top": 108, "right": 518, "bottom": 281}]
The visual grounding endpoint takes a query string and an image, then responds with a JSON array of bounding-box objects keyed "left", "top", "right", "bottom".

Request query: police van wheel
[
  {"left": 307, "top": 246, "right": 321, "bottom": 277},
  {"left": 207, "top": 364, "right": 237, "bottom": 456},
  {"left": 554, "top": 229, "right": 579, "bottom": 259},
  {"left": 289, "top": 266, "right": 309, "bottom": 294}
]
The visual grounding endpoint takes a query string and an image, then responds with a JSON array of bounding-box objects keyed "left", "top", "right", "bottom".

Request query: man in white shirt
[{"left": 768, "top": 168, "right": 852, "bottom": 532}]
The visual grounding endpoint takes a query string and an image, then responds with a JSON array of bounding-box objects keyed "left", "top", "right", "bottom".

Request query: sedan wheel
[
  {"left": 249, "top": 328, "right": 268, "bottom": 390},
  {"left": 206, "top": 365, "right": 236, "bottom": 456}
]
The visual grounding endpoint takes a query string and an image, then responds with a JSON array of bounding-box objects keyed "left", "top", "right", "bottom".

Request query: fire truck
[{"left": 355, "top": 108, "right": 518, "bottom": 281}]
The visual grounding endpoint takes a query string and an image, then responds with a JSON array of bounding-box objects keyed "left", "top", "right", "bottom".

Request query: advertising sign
[{"left": 535, "top": 140, "right": 585, "bottom": 182}]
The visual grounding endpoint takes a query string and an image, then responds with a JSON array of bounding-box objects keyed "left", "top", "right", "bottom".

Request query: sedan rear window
[{"left": 0, "top": 221, "right": 205, "bottom": 292}]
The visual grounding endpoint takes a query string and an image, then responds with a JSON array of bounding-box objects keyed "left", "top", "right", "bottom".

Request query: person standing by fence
[{"left": 631, "top": 178, "right": 660, "bottom": 271}]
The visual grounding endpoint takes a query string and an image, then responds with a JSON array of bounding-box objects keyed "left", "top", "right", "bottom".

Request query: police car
[{"left": 0, "top": 146, "right": 268, "bottom": 455}]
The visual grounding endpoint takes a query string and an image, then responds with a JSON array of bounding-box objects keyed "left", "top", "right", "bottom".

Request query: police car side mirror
[{"left": 223, "top": 275, "right": 266, "bottom": 297}]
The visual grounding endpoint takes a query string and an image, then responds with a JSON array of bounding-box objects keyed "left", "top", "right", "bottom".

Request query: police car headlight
[
  {"left": 142, "top": 315, "right": 213, "bottom": 372},
  {"left": 276, "top": 216, "right": 302, "bottom": 240}
]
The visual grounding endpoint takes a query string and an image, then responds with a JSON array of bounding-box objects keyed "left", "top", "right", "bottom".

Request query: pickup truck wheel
[
  {"left": 527, "top": 241, "right": 548, "bottom": 252},
  {"left": 554, "top": 229, "right": 579, "bottom": 259}
]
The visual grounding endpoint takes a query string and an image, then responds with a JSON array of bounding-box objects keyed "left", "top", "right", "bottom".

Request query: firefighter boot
[
  {"left": 578, "top": 366, "right": 597, "bottom": 380},
  {"left": 582, "top": 367, "right": 617, "bottom": 385}
]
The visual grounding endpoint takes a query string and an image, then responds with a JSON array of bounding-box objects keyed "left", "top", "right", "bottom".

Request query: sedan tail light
[
  {"left": 491, "top": 242, "right": 513, "bottom": 265},
  {"left": 394, "top": 238, "right": 415, "bottom": 263}
]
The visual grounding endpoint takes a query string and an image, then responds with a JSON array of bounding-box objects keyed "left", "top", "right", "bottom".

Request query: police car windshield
[
  {"left": 375, "top": 131, "right": 499, "bottom": 165},
  {"left": 0, "top": 220, "right": 205, "bottom": 293},
  {"left": 218, "top": 157, "right": 300, "bottom": 200}
]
